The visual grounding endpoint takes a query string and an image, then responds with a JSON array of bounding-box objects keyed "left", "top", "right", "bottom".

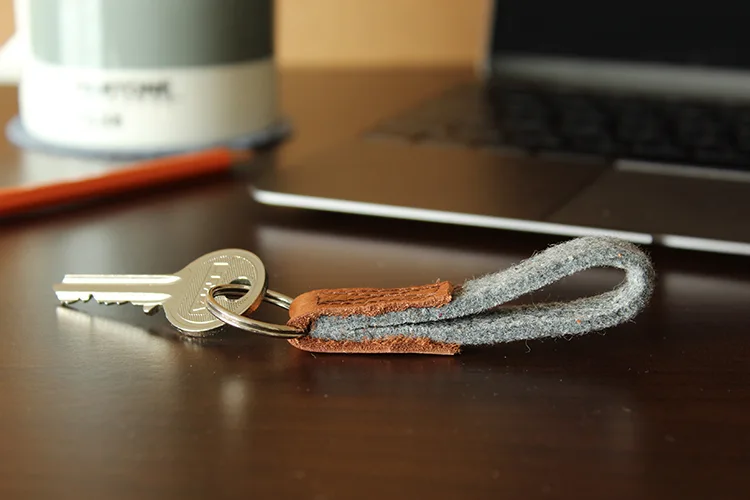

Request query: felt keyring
[
  {"left": 52, "top": 235, "right": 655, "bottom": 352},
  {"left": 286, "top": 236, "right": 655, "bottom": 355}
]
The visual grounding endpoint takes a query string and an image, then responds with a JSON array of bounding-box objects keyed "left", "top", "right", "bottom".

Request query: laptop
[{"left": 253, "top": 0, "right": 750, "bottom": 256}]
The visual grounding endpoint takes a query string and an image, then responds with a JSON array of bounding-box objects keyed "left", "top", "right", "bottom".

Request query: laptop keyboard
[{"left": 366, "top": 84, "right": 750, "bottom": 170}]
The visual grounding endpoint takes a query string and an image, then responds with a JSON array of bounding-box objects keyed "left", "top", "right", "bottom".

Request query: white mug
[{"left": 5, "top": 0, "right": 279, "bottom": 153}]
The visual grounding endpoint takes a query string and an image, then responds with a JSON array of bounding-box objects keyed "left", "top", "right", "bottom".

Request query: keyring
[{"left": 206, "top": 284, "right": 306, "bottom": 338}]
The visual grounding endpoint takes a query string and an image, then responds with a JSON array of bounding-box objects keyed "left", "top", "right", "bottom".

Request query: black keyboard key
[
  {"left": 733, "top": 110, "right": 750, "bottom": 152},
  {"left": 616, "top": 105, "right": 664, "bottom": 144},
  {"left": 501, "top": 92, "right": 550, "bottom": 133},
  {"left": 556, "top": 97, "right": 608, "bottom": 139},
  {"left": 674, "top": 106, "right": 723, "bottom": 149},
  {"left": 737, "top": 127, "right": 750, "bottom": 152}
]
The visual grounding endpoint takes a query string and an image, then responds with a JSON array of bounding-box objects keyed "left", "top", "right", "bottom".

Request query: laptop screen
[{"left": 491, "top": 1, "right": 750, "bottom": 69}]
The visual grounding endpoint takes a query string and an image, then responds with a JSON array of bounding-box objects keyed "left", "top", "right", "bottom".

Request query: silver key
[{"left": 53, "top": 249, "right": 267, "bottom": 334}]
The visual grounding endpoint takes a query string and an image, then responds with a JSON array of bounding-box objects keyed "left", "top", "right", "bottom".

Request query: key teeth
[
  {"left": 58, "top": 296, "right": 130, "bottom": 306},
  {"left": 142, "top": 304, "right": 161, "bottom": 315},
  {"left": 57, "top": 294, "right": 92, "bottom": 305}
]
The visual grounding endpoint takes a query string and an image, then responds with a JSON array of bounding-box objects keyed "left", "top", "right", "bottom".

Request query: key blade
[
  {"left": 58, "top": 274, "right": 180, "bottom": 285},
  {"left": 53, "top": 274, "right": 179, "bottom": 305}
]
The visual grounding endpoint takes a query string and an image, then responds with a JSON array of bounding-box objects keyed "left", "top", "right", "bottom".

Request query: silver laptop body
[{"left": 254, "top": 0, "right": 750, "bottom": 255}]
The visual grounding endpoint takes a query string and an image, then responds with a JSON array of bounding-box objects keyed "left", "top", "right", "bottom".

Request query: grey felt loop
[{"left": 308, "top": 236, "right": 656, "bottom": 346}]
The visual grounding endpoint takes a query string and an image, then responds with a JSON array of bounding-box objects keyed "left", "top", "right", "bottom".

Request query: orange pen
[{"left": 0, "top": 147, "right": 253, "bottom": 217}]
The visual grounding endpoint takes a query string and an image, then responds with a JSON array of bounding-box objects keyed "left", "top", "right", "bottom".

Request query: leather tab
[
  {"left": 286, "top": 281, "right": 456, "bottom": 355},
  {"left": 287, "top": 281, "right": 454, "bottom": 331},
  {"left": 289, "top": 335, "right": 460, "bottom": 355}
]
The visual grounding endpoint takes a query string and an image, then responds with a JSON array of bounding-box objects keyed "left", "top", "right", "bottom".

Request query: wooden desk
[{"left": 1, "top": 69, "right": 749, "bottom": 500}]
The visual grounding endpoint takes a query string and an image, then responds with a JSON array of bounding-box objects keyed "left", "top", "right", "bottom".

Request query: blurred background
[{"left": 0, "top": 0, "right": 490, "bottom": 68}]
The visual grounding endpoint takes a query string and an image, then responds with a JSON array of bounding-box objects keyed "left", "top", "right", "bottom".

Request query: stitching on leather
[
  {"left": 289, "top": 334, "right": 461, "bottom": 354},
  {"left": 317, "top": 283, "right": 446, "bottom": 306}
]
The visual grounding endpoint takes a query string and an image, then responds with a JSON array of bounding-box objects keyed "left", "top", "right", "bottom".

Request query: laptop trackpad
[
  {"left": 254, "top": 140, "right": 606, "bottom": 221},
  {"left": 548, "top": 168, "right": 750, "bottom": 243}
]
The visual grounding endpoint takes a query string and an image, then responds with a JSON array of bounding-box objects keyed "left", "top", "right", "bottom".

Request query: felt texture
[
  {"left": 288, "top": 282, "right": 454, "bottom": 331},
  {"left": 290, "top": 236, "right": 655, "bottom": 348}
]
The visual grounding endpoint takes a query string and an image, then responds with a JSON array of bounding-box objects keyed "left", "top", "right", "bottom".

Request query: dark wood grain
[{"left": 1, "top": 69, "right": 749, "bottom": 500}]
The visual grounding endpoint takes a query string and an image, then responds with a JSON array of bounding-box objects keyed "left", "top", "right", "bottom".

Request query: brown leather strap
[
  {"left": 287, "top": 281, "right": 454, "bottom": 330},
  {"left": 289, "top": 335, "right": 460, "bottom": 355},
  {"left": 286, "top": 281, "right": 457, "bottom": 354}
]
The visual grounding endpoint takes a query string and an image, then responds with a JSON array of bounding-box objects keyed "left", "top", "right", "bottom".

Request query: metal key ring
[{"left": 205, "top": 284, "right": 306, "bottom": 339}]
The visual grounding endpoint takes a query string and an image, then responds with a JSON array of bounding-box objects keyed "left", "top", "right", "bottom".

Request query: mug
[{"left": 11, "top": 0, "right": 278, "bottom": 153}]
